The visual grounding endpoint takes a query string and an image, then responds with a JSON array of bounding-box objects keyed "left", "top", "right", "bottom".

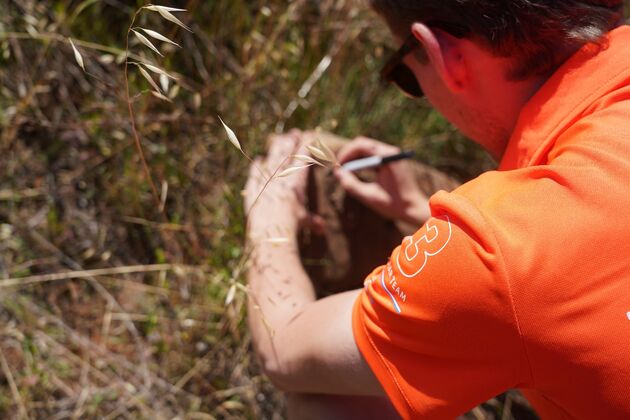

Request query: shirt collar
[{"left": 499, "top": 25, "right": 630, "bottom": 171}]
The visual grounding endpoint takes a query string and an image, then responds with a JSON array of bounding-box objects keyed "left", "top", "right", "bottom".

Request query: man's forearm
[
  {"left": 247, "top": 222, "right": 316, "bottom": 378},
  {"left": 247, "top": 232, "right": 382, "bottom": 395}
]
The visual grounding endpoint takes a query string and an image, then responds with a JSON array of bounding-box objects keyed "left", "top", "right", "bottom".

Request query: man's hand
[
  {"left": 334, "top": 137, "right": 431, "bottom": 226},
  {"left": 245, "top": 130, "right": 311, "bottom": 238}
]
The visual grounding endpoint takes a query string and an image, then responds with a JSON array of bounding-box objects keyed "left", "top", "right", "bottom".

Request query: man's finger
[
  {"left": 246, "top": 157, "right": 264, "bottom": 187},
  {"left": 267, "top": 131, "right": 302, "bottom": 161},
  {"left": 244, "top": 157, "right": 266, "bottom": 210},
  {"left": 300, "top": 212, "right": 326, "bottom": 235},
  {"left": 334, "top": 167, "right": 389, "bottom": 208},
  {"left": 337, "top": 137, "right": 400, "bottom": 164}
]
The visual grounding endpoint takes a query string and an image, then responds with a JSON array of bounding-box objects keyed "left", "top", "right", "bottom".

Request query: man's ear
[{"left": 410, "top": 22, "right": 467, "bottom": 93}]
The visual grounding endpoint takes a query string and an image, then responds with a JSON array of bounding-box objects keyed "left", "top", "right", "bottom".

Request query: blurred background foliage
[{"left": 0, "top": 0, "right": 628, "bottom": 418}]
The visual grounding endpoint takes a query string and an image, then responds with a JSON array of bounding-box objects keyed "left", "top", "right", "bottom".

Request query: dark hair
[{"left": 369, "top": 0, "right": 624, "bottom": 79}]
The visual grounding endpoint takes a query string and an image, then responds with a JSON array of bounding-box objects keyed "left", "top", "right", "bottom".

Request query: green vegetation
[{"left": 1, "top": 0, "right": 628, "bottom": 418}]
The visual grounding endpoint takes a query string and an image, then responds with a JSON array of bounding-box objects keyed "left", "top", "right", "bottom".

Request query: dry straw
[
  {"left": 138, "top": 27, "right": 181, "bottom": 47},
  {"left": 219, "top": 116, "right": 244, "bottom": 152},
  {"left": 121, "top": 4, "right": 191, "bottom": 210},
  {"left": 68, "top": 37, "right": 85, "bottom": 72},
  {"left": 144, "top": 5, "right": 192, "bottom": 32},
  {"left": 132, "top": 29, "right": 163, "bottom": 56}
]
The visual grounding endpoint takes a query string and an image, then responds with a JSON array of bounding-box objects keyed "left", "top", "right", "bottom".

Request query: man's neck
[{"left": 477, "top": 62, "right": 561, "bottom": 161}]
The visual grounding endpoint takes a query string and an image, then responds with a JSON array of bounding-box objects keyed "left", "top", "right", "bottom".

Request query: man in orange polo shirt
[{"left": 244, "top": 0, "right": 630, "bottom": 418}]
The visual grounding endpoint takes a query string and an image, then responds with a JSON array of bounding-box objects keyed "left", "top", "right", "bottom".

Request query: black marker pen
[{"left": 341, "top": 150, "right": 415, "bottom": 172}]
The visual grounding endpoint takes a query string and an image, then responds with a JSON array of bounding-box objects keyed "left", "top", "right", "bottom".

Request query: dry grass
[{"left": 4, "top": 0, "right": 625, "bottom": 418}]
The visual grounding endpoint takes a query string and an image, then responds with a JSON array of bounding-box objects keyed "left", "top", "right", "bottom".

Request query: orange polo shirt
[{"left": 353, "top": 25, "right": 630, "bottom": 419}]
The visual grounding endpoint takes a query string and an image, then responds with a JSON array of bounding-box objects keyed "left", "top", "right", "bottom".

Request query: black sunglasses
[
  {"left": 380, "top": 34, "right": 423, "bottom": 98},
  {"left": 380, "top": 22, "right": 469, "bottom": 98}
]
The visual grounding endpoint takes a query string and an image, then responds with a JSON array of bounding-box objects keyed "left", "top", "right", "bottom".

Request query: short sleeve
[{"left": 352, "top": 193, "right": 527, "bottom": 419}]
